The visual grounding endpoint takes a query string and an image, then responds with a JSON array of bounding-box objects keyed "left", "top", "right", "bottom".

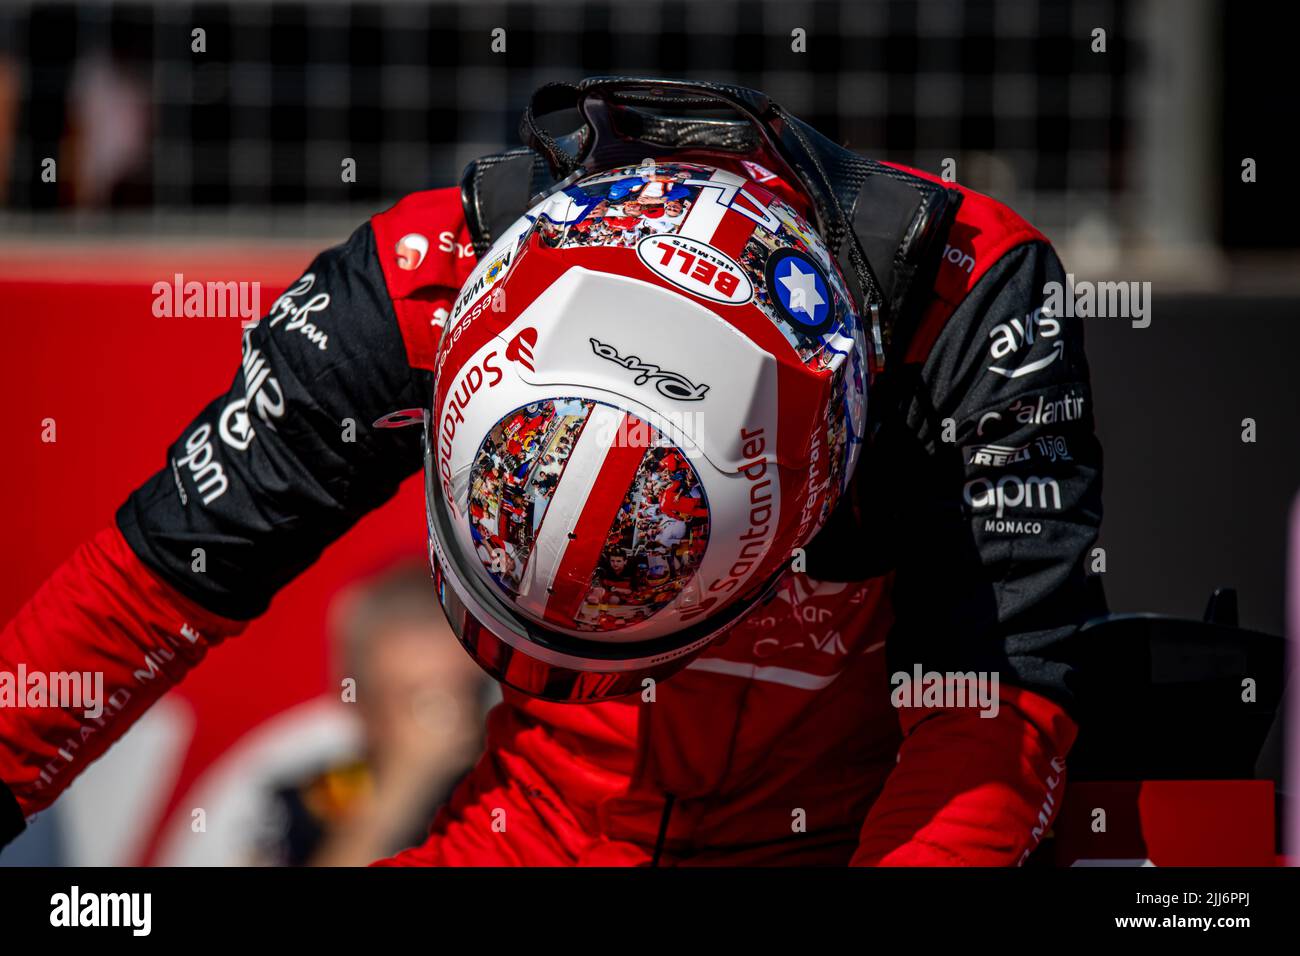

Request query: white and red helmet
[{"left": 424, "top": 160, "right": 867, "bottom": 701}]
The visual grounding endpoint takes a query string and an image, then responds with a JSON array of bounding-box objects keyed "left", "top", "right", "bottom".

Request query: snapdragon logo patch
[
  {"left": 396, "top": 233, "right": 429, "bottom": 271},
  {"left": 765, "top": 249, "right": 834, "bottom": 335}
]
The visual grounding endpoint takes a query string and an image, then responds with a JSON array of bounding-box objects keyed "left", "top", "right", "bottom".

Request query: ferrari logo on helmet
[{"left": 505, "top": 327, "right": 537, "bottom": 372}]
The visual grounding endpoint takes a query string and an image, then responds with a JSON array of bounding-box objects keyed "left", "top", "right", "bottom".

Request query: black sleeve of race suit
[
  {"left": 872, "top": 240, "right": 1105, "bottom": 713},
  {"left": 117, "top": 223, "right": 429, "bottom": 620}
]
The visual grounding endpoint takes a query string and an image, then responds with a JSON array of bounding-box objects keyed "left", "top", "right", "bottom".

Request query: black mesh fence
[{"left": 1, "top": 0, "right": 1132, "bottom": 237}]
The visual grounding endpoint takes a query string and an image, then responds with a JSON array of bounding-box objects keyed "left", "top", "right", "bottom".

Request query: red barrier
[{"left": 0, "top": 255, "right": 426, "bottom": 864}]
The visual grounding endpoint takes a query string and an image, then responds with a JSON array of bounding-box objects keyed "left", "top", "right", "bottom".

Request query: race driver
[{"left": 0, "top": 98, "right": 1103, "bottom": 868}]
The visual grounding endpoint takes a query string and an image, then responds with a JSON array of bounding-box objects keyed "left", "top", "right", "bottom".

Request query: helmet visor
[{"left": 423, "top": 424, "right": 758, "bottom": 702}]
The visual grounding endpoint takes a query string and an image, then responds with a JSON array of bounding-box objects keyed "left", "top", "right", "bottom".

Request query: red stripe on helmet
[
  {"left": 708, "top": 205, "right": 760, "bottom": 259},
  {"left": 542, "top": 415, "right": 653, "bottom": 628}
]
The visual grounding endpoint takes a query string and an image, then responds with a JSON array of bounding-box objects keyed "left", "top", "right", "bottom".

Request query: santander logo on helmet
[{"left": 424, "top": 160, "right": 868, "bottom": 702}]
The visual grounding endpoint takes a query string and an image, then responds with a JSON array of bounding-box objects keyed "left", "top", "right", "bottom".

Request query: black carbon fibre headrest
[{"left": 461, "top": 76, "right": 960, "bottom": 371}]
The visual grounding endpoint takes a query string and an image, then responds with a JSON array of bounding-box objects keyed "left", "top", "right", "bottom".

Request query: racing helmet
[{"left": 424, "top": 160, "right": 868, "bottom": 702}]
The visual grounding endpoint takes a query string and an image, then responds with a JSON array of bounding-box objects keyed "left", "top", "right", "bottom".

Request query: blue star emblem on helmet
[{"left": 765, "top": 249, "right": 834, "bottom": 335}]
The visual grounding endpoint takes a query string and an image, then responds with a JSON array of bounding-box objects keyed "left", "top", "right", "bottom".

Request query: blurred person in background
[
  {"left": 61, "top": 49, "right": 151, "bottom": 208},
  {"left": 256, "top": 563, "right": 490, "bottom": 867},
  {"left": 0, "top": 61, "right": 16, "bottom": 206}
]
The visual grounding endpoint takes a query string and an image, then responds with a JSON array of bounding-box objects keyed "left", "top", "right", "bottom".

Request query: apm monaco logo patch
[
  {"left": 637, "top": 234, "right": 752, "bottom": 305},
  {"left": 396, "top": 233, "right": 429, "bottom": 271},
  {"left": 766, "top": 249, "right": 834, "bottom": 335}
]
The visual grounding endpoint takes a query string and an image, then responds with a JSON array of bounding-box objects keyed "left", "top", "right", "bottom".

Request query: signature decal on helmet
[
  {"left": 636, "top": 234, "right": 753, "bottom": 305},
  {"left": 589, "top": 338, "right": 710, "bottom": 402}
]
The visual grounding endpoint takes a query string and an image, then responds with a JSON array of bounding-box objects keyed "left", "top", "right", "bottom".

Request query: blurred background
[{"left": 0, "top": 0, "right": 1295, "bottom": 864}]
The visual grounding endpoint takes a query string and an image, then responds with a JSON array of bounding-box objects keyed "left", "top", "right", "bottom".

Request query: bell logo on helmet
[{"left": 636, "top": 234, "right": 752, "bottom": 305}]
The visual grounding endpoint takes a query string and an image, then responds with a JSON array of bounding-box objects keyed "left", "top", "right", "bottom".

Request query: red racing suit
[{"left": 0, "top": 164, "right": 1103, "bottom": 866}]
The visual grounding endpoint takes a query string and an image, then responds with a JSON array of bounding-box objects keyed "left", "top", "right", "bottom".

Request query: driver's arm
[
  {"left": 852, "top": 232, "right": 1104, "bottom": 866},
  {"left": 0, "top": 189, "right": 473, "bottom": 845}
]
